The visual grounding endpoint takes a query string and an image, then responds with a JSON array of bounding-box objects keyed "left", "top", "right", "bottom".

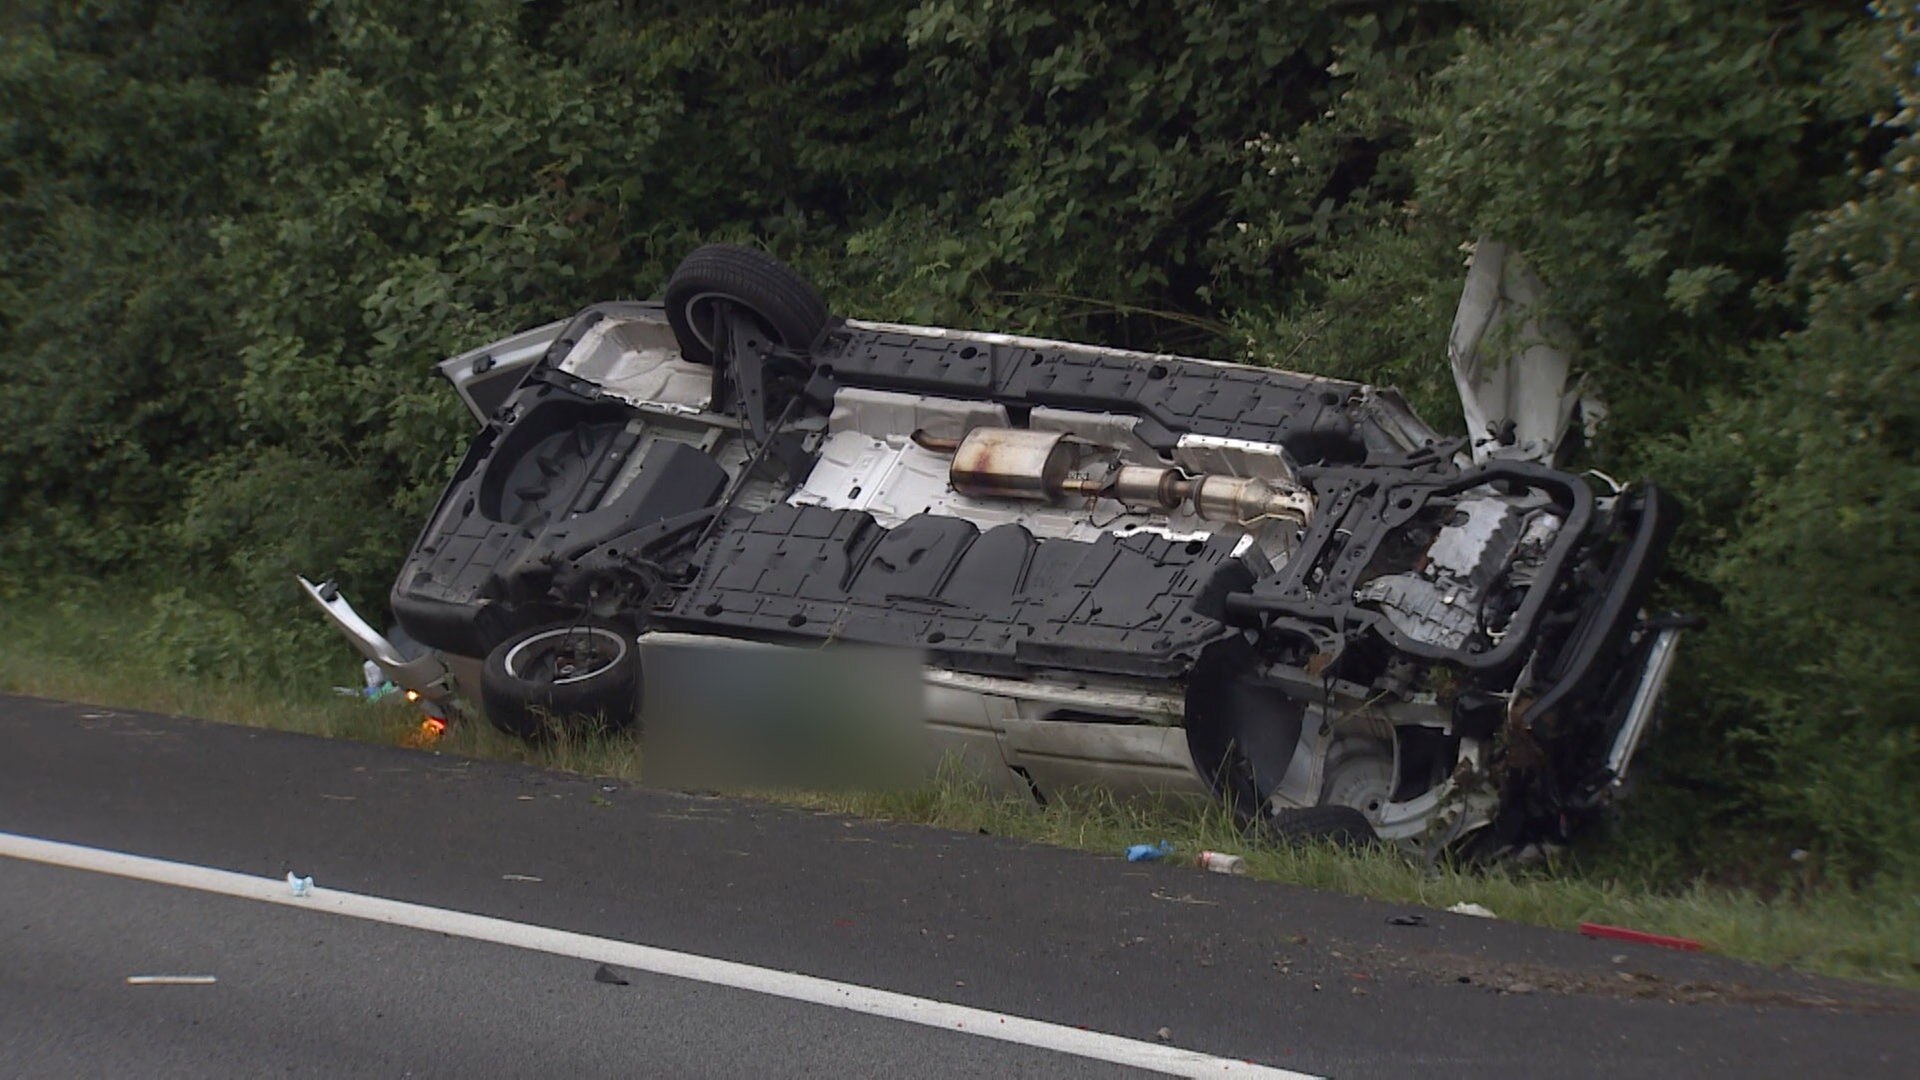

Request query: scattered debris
[
  {"left": 1155, "top": 1027, "right": 1173, "bottom": 1043},
  {"left": 1387, "top": 947, "right": 1892, "bottom": 1011},
  {"left": 1126, "top": 841, "right": 1174, "bottom": 863},
  {"left": 1504, "top": 980, "right": 1537, "bottom": 995},
  {"left": 1387, "top": 914, "right": 1428, "bottom": 927},
  {"left": 1447, "top": 902, "right": 1496, "bottom": 918},
  {"left": 501, "top": 874, "right": 543, "bottom": 883},
  {"left": 1578, "top": 922, "right": 1705, "bottom": 952},
  {"left": 126, "top": 975, "right": 216, "bottom": 986},
  {"left": 286, "top": 872, "right": 313, "bottom": 897},
  {"left": 404, "top": 716, "right": 446, "bottom": 747},
  {"left": 593, "top": 963, "right": 630, "bottom": 986},
  {"left": 1195, "top": 851, "right": 1246, "bottom": 875},
  {"left": 1149, "top": 889, "right": 1220, "bottom": 906}
]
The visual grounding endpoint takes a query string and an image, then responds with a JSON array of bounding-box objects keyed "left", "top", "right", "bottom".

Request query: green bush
[{"left": 1, "top": 0, "right": 1913, "bottom": 882}]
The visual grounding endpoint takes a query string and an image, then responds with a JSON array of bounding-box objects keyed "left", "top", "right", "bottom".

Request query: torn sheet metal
[{"left": 1448, "top": 241, "right": 1600, "bottom": 465}]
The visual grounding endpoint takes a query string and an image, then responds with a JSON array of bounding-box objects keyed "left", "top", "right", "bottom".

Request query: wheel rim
[
  {"left": 504, "top": 627, "right": 627, "bottom": 686},
  {"left": 1321, "top": 753, "right": 1395, "bottom": 824},
  {"left": 681, "top": 291, "right": 782, "bottom": 352}
]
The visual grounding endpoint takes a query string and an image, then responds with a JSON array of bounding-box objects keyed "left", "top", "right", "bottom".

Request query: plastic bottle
[{"left": 1196, "top": 850, "right": 1246, "bottom": 875}]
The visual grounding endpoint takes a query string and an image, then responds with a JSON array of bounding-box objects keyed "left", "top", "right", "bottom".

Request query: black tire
[
  {"left": 1266, "top": 805, "right": 1379, "bottom": 848},
  {"left": 664, "top": 244, "right": 829, "bottom": 364},
  {"left": 480, "top": 620, "right": 641, "bottom": 740}
]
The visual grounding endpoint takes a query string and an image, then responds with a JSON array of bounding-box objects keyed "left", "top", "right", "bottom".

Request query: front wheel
[{"left": 480, "top": 621, "right": 641, "bottom": 740}]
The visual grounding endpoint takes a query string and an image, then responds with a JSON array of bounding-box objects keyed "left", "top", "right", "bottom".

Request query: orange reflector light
[{"left": 402, "top": 715, "right": 446, "bottom": 749}]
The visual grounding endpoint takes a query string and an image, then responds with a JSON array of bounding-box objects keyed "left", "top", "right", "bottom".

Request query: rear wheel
[
  {"left": 664, "top": 244, "right": 828, "bottom": 364},
  {"left": 480, "top": 621, "right": 640, "bottom": 740}
]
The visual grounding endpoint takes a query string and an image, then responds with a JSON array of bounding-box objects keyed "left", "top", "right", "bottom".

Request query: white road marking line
[
  {"left": 125, "top": 975, "right": 218, "bottom": 986},
  {"left": 1, "top": 832, "right": 1317, "bottom": 1079}
]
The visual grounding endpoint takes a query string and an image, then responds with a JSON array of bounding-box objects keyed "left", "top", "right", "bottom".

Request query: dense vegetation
[{"left": 3, "top": 1, "right": 1913, "bottom": 885}]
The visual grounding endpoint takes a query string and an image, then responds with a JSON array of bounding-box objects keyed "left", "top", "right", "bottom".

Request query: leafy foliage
[{"left": 0, "top": 0, "right": 1913, "bottom": 879}]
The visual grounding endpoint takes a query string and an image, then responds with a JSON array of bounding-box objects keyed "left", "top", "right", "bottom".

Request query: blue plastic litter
[{"left": 1125, "top": 841, "right": 1174, "bottom": 863}]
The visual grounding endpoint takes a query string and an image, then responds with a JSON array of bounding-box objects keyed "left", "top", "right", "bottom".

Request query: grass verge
[{"left": 2, "top": 593, "right": 1914, "bottom": 988}]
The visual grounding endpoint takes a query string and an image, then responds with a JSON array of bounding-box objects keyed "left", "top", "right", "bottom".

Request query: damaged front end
[{"left": 1213, "top": 458, "right": 1683, "bottom": 852}]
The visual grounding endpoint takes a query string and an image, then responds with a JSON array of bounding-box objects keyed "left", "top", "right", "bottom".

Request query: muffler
[{"left": 939, "top": 428, "right": 1313, "bottom": 527}]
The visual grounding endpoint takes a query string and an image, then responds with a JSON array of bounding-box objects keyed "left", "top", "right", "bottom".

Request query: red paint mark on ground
[{"left": 1578, "top": 922, "right": 1705, "bottom": 951}]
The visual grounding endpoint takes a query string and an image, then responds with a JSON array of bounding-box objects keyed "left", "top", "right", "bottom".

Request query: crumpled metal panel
[{"left": 1448, "top": 241, "right": 1601, "bottom": 465}]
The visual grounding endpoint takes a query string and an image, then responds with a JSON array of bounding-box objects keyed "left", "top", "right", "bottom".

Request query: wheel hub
[{"left": 1322, "top": 752, "right": 1395, "bottom": 824}]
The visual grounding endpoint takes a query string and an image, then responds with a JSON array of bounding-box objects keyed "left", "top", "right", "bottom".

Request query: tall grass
[{"left": 1, "top": 592, "right": 1913, "bottom": 988}]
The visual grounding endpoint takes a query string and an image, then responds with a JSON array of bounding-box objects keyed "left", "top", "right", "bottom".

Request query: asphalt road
[{"left": 1, "top": 692, "right": 1913, "bottom": 1078}]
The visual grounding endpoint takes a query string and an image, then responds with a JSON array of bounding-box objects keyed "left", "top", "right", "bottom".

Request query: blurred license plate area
[{"left": 639, "top": 634, "right": 929, "bottom": 793}]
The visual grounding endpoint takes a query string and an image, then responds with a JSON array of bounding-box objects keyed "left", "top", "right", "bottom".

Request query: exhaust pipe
[{"left": 938, "top": 428, "right": 1313, "bottom": 527}]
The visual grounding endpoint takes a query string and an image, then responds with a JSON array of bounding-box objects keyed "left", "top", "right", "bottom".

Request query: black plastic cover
[{"left": 661, "top": 504, "right": 1258, "bottom": 680}]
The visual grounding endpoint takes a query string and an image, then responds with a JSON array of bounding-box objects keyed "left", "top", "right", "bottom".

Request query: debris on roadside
[
  {"left": 1195, "top": 851, "right": 1246, "bottom": 875},
  {"left": 401, "top": 716, "right": 446, "bottom": 748},
  {"left": 1579, "top": 922, "right": 1705, "bottom": 952},
  {"left": 593, "top": 963, "right": 630, "bottom": 986},
  {"left": 1446, "top": 901, "right": 1496, "bottom": 918},
  {"left": 1386, "top": 914, "right": 1428, "bottom": 927},
  {"left": 501, "top": 874, "right": 543, "bottom": 883},
  {"left": 1125, "top": 841, "right": 1174, "bottom": 863},
  {"left": 125, "top": 975, "right": 217, "bottom": 986},
  {"left": 286, "top": 872, "right": 313, "bottom": 897}
]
